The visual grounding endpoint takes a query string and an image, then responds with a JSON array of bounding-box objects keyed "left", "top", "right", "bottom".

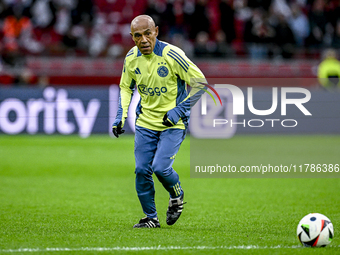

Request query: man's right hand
[{"left": 112, "top": 121, "right": 125, "bottom": 138}]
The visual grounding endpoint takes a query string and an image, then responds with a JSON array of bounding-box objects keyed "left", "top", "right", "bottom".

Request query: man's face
[{"left": 130, "top": 19, "right": 158, "bottom": 55}]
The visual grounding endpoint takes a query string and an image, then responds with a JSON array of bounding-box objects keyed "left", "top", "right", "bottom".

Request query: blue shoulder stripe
[
  {"left": 126, "top": 48, "right": 134, "bottom": 57},
  {"left": 169, "top": 49, "right": 189, "bottom": 69},
  {"left": 126, "top": 51, "right": 134, "bottom": 57},
  {"left": 153, "top": 39, "right": 167, "bottom": 56},
  {"left": 167, "top": 52, "right": 188, "bottom": 72}
]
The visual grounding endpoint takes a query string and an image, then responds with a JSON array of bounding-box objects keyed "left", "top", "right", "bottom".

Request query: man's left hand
[
  {"left": 162, "top": 113, "right": 175, "bottom": 127},
  {"left": 162, "top": 106, "right": 183, "bottom": 127},
  {"left": 112, "top": 121, "right": 125, "bottom": 137}
]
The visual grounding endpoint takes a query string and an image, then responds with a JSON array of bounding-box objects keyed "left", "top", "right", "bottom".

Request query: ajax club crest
[{"left": 157, "top": 65, "right": 169, "bottom": 77}]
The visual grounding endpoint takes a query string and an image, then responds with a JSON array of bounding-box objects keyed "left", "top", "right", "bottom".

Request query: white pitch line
[{"left": 0, "top": 245, "right": 310, "bottom": 253}]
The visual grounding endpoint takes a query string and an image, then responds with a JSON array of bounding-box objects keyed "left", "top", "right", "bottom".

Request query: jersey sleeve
[
  {"left": 113, "top": 54, "right": 136, "bottom": 128},
  {"left": 163, "top": 46, "right": 208, "bottom": 126},
  {"left": 165, "top": 46, "right": 207, "bottom": 109},
  {"left": 165, "top": 46, "right": 205, "bottom": 83}
]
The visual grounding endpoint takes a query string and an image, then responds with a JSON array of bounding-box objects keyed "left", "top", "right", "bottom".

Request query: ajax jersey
[{"left": 116, "top": 39, "right": 205, "bottom": 131}]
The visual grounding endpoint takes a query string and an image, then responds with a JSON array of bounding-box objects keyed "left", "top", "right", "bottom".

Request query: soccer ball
[{"left": 297, "top": 213, "right": 334, "bottom": 247}]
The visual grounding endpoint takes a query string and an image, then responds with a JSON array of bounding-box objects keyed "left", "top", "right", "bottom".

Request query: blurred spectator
[
  {"left": 3, "top": 6, "right": 31, "bottom": 51},
  {"left": 146, "top": 0, "right": 197, "bottom": 41},
  {"left": 274, "top": 14, "right": 295, "bottom": 58},
  {"left": 0, "top": 0, "right": 13, "bottom": 20},
  {"left": 325, "top": 0, "right": 340, "bottom": 29},
  {"left": 52, "top": 0, "right": 95, "bottom": 55},
  {"left": 37, "top": 75, "right": 50, "bottom": 87},
  {"left": 248, "top": 0, "right": 272, "bottom": 11},
  {"left": 54, "top": 2, "right": 72, "bottom": 36},
  {"left": 219, "top": 0, "right": 236, "bottom": 44},
  {"left": 2, "top": 3, "right": 43, "bottom": 66},
  {"left": 144, "top": 0, "right": 162, "bottom": 24},
  {"left": 188, "top": 0, "right": 210, "bottom": 40},
  {"left": 88, "top": 14, "right": 108, "bottom": 57},
  {"left": 62, "top": 27, "right": 78, "bottom": 50},
  {"left": 30, "top": 0, "right": 57, "bottom": 29},
  {"left": 214, "top": 30, "right": 235, "bottom": 58},
  {"left": 332, "top": 19, "right": 340, "bottom": 49},
  {"left": 305, "top": 0, "right": 328, "bottom": 48},
  {"left": 194, "top": 31, "right": 218, "bottom": 58},
  {"left": 1, "top": 0, "right": 340, "bottom": 60},
  {"left": 288, "top": 3, "right": 310, "bottom": 47},
  {"left": 170, "top": 33, "right": 194, "bottom": 58},
  {"left": 193, "top": 30, "right": 233, "bottom": 58},
  {"left": 144, "top": 0, "right": 166, "bottom": 36},
  {"left": 244, "top": 8, "right": 275, "bottom": 59},
  {"left": 158, "top": 0, "right": 181, "bottom": 40},
  {"left": 318, "top": 48, "right": 340, "bottom": 88},
  {"left": 71, "top": 0, "right": 94, "bottom": 27},
  {"left": 270, "top": 0, "right": 291, "bottom": 18},
  {"left": 14, "top": 67, "right": 35, "bottom": 86}
]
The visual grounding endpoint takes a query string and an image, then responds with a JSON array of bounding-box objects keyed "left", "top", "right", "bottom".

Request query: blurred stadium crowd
[{"left": 1, "top": 0, "right": 340, "bottom": 67}]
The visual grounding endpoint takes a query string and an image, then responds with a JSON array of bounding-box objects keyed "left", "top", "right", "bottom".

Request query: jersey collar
[{"left": 137, "top": 39, "right": 166, "bottom": 57}]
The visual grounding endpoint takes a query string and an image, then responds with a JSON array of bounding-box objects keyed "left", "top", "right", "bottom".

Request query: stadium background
[
  {"left": 1, "top": 0, "right": 339, "bottom": 136},
  {"left": 1, "top": 0, "right": 340, "bottom": 254}
]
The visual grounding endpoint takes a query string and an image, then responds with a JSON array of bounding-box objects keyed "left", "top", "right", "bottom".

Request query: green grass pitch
[{"left": 0, "top": 134, "right": 339, "bottom": 255}]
